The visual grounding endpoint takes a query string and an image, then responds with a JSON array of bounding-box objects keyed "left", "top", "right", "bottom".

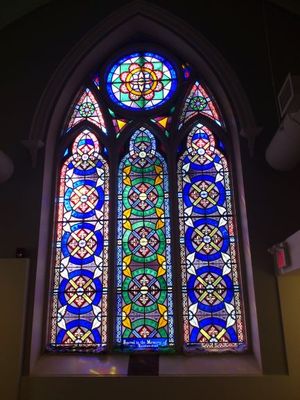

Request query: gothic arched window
[{"left": 47, "top": 49, "right": 247, "bottom": 354}]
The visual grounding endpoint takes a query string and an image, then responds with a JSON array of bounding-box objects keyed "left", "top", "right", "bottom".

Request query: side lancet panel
[
  {"left": 178, "top": 123, "right": 247, "bottom": 352},
  {"left": 49, "top": 130, "right": 109, "bottom": 352}
]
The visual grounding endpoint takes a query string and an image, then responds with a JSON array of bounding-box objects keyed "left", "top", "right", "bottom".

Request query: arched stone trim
[{"left": 29, "top": 0, "right": 262, "bottom": 375}]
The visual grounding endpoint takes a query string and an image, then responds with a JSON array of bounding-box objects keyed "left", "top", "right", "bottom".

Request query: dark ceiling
[{"left": 0, "top": 0, "right": 299, "bottom": 30}]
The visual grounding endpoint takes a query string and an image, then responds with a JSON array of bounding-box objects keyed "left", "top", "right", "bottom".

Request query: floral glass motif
[
  {"left": 116, "top": 127, "right": 174, "bottom": 350},
  {"left": 179, "top": 81, "right": 221, "bottom": 129},
  {"left": 49, "top": 130, "right": 109, "bottom": 351},
  {"left": 67, "top": 88, "right": 107, "bottom": 134},
  {"left": 178, "top": 123, "right": 246, "bottom": 351},
  {"left": 106, "top": 52, "right": 177, "bottom": 110}
]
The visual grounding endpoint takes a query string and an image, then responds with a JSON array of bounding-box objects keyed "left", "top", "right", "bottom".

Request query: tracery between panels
[{"left": 48, "top": 49, "right": 247, "bottom": 353}]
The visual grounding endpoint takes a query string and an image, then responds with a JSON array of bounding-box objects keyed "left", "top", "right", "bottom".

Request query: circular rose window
[{"left": 106, "top": 52, "right": 177, "bottom": 110}]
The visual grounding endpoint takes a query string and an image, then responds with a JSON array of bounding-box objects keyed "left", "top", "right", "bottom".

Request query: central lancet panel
[{"left": 116, "top": 127, "right": 174, "bottom": 351}]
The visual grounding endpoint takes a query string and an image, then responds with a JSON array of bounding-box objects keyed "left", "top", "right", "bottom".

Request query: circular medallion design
[
  {"left": 59, "top": 269, "right": 102, "bottom": 314},
  {"left": 61, "top": 222, "right": 103, "bottom": 265},
  {"left": 79, "top": 101, "right": 95, "bottom": 117},
  {"left": 190, "top": 317, "right": 237, "bottom": 344},
  {"left": 128, "top": 152, "right": 154, "bottom": 170},
  {"left": 71, "top": 134, "right": 103, "bottom": 176},
  {"left": 183, "top": 175, "right": 225, "bottom": 215},
  {"left": 124, "top": 178, "right": 163, "bottom": 217},
  {"left": 57, "top": 319, "right": 101, "bottom": 345},
  {"left": 123, "top": 268, "right": 166, "bottom": 313},
  {"left": 123, "top": 221, "right": 165, "bottom": 263},
  {"left": 185, "top": 218, "right": 229, "bottom": 261},
  {"left": 126, "top": 128, "right": 157, "bottom": 171},
  {"left": 187, "top": 266, "right": 233, "bottom": 312},
  {"left": 124, "top": 318, "right": 165, "bottom": 339},
  {"left": 186, "top": 125, "right": 218, "bottom": 171},
  {"left": 106, "top": 52, "right": 177, "bottom": 110},
  {"left": 65, "top": 180, "right": 103, "bottom": 219},
  {"left": 190, "top": 96, "right": 207, "bottom": 111}
]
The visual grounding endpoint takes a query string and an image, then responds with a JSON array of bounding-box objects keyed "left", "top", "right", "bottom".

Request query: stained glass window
[
  {"left": 116, "top": 127, "right": 174, "bottom": 350},
  {"left": 48, "top": 47, "right": 248, "bottom": 356},
  {"left": 49, "top": 129, "right": 109, "bottom": 351},
  {"left": 106, "top": 52, "right": 177, "bottom": 110},
  {"left": 178, "top": 123, "right": 246, "bottom": 351}
]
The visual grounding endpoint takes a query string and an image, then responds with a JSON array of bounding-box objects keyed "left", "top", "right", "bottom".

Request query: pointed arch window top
[
  {"left": 106, "top": 52, "right": 177, "bottom": 111},
  {"left": 67, "top": 88, "right": 107, "bottom": 134},
  {"left": 179, "top": 81, "right": 222, "bottom": 129},
  {"left": 128, "top": 127, "right": 157, "bottom": 162}
]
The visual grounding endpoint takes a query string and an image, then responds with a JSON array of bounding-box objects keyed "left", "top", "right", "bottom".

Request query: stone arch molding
[
  {"left": 29, "top": 0, "right": 262, "bottom": 375},
  {"left": 25, "top": 0, "right": 260, "bottom": 166}
]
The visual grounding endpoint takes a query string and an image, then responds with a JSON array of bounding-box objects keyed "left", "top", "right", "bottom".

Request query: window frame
[{"left": 28, "top": 7, "right": 262, "bottom": 376}]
